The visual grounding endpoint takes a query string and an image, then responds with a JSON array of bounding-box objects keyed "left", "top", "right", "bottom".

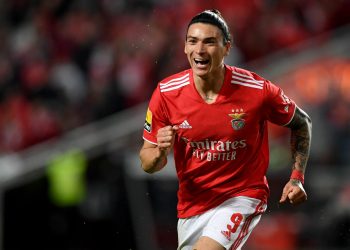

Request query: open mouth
[{"left": 194, "top": 58, "right": 209, "bottom": 66}]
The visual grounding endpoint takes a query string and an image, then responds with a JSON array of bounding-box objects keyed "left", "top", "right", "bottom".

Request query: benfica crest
[{"left": 228, "top": 110, "right": 246, "bottom": 130}]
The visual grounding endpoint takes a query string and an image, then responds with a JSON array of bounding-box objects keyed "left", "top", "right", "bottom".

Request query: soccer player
[{"left": 139, "top": 9, "right": 312, "bottom": 250}]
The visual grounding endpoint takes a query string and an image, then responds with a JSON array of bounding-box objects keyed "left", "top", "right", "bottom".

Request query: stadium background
[{"left": 0, "top": 0, "right": 349, "bottom": 249}]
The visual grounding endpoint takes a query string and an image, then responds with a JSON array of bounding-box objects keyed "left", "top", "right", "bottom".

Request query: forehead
[{"left": 186, "top": 22, "right": 223, "bottom": 39}]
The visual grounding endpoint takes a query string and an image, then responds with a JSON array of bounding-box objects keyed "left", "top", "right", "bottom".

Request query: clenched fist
[
  {"left": 157, "top": 125, "right": 179, "bottom": 153},
  {"left": 279, "top": 179, "right": 307, "bottom": 205}
]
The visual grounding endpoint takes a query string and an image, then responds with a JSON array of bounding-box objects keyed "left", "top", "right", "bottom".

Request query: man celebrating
[{"left": 140, "top": 9, "right": 312, "bottom": 250}]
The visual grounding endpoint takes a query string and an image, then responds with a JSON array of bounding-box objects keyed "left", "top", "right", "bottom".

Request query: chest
[{"left": 166, "top": 96, "right": 264, "bottom": 141}]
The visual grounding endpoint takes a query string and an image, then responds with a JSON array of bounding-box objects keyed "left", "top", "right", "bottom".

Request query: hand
[
  {"left": 279, "top": 179, "right": 307, "bottom": 205},
  {"left": 156, "top": 125, "right": 179, "bottom": 154}
]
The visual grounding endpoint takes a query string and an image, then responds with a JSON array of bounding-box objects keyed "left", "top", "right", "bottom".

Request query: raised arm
[{"left": 280, "top": 106, "right": 312, "bottom": 204}]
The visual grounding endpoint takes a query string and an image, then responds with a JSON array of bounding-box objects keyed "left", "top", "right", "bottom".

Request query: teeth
[{"left": 194, "top": 59, "right": 209, "bottom": 65}]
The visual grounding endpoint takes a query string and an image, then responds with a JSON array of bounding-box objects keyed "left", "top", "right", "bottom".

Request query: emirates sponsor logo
[
  {"left": 188, "top": 139, "right": 246, "bottom": 151},
  {"left": 181, "top": 138, "right": 247, "bottom": 162}
]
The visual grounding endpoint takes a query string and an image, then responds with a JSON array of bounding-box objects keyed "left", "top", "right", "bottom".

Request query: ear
[
  {"left": 184, "top": 41, "right": 187, "bottom": 54},
  {"left": 224, "top": 42, "right": 231, "bottom": 57}
]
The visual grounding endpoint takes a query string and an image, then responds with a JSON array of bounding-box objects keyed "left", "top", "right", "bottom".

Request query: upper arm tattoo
[{"left": 286, "top": 107, "right": 312, "bottom": 173}]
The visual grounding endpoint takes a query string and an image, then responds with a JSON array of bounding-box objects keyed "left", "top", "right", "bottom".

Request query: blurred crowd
[
  {"left": 257, "top": 58, "right": 350, "bottom": 249},
  {"left": 1, "top": 1, "right": 350, "bottom": 249},
  {"left": 277, "top": 58, "right": 350, "bottom": 166},
  {"left": 0, "top": 0, "right": 349, "bottom": 155}
]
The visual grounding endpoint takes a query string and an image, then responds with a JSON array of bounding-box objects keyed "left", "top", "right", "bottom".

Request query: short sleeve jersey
[{"left": 143, "top": 65, "right": 296, "bottom": 218}]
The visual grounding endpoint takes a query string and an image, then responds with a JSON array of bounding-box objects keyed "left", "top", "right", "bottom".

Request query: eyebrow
[{"left": 186, "top": 36, "right": 218, "bottom": 41}]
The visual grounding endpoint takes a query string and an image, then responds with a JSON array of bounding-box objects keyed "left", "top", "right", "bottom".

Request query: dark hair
[{"left": 187, "top": 9, "right": 232, "bottom": 45}]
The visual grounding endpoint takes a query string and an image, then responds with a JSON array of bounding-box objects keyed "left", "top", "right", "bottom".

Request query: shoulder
[
  {"left": 228, "top": 65, "right": 266, "bottom": 90},
  {"left": 158, "top": 69, "right": 191, "bottom": 94}
]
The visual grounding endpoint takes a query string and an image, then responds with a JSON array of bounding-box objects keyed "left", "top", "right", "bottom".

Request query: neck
[
  {"left": 195, "top": 65, "right": 225, "bottom": 87},
  {"left": 194, "top": 65, "right": 226, "bottom": 103},
  {"left": 204, "top": 94, "right": 215, "bottom": 102}
]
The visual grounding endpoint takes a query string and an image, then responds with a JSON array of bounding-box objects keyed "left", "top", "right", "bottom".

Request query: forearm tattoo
[
  {"left": 287, "top": 107, "right": 312, "bottom": 173},
  {"left": 290, "top": 179, "right": 301, "bottom": 187}
]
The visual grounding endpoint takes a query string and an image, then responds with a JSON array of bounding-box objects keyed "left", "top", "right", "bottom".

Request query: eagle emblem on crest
[{"left": 228, "top": 110, "right": 246, "bottom": 130}]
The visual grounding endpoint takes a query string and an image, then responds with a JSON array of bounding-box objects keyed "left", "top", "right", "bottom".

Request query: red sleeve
[
  {"left": 264, "top": 80, "right": 296, "bottom": 126},
  {"left": 142, "top": 86, "right": 169, "bottom": 144}
]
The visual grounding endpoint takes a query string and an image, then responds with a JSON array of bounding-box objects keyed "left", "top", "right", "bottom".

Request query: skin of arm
[
  {"left": 139, "top": 125, "right": 178, "bottom": 174},
  {"left": 279, "top": 106, "right": 312, "bottom": 205}
]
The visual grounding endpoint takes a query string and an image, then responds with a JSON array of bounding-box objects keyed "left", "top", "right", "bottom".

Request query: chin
[
  {"left": 193, "top": 69, "right": 209, "bottom": 78},
  {"left": 193, "top": 65, "right": 210, "bottom": 74}
]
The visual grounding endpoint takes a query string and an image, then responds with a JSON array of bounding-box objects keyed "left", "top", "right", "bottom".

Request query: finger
[
  {"left": 162, "top": 131, "right": 174, "bottom": 138},
  {"left": 159, "top": 129, "right": 172, "bottom": 136},
  {"left": 158, "top": 129, "right": 174, "bottom": 139},
  {"left": 161, "top": 125, "right": 173, "bottom": 131},
  {"left": 158, "top": 142, "right": 172, "bottom": 150},
  {"left": 163, "top": 126, "right": 179, "bottom": 138},
  {"left": 157, "top": 126, "right": 177, "bottom": 149},
  {"left": 158, "top": 135, "right": 174, "bottom": 145},
  {"left": 279, "top": 184, "right": 291, "bottom": 202},
  {"left": 288, "top": 188, "right": 300, "bottom": 203},
  {"left": 279, "top": 189, "right": 290, "bottom": 203},
  {"left": 288, "top": 189, "right": 307, "bottom": 205},
  {"left": 289, "top": 196, "right": 304, "bottom": 205},
  {"left": 279, "top": 195, "right": 287, "bottom": 203}
]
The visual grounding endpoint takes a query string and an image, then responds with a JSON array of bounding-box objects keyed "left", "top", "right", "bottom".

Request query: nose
[{"left": 195, "top": 42, "right": 205, "bottom": 54}]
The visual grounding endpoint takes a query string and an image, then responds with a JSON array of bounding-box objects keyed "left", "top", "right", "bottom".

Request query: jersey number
[{"left": 227, "top": 213, "right": 243, "bottom": 234}]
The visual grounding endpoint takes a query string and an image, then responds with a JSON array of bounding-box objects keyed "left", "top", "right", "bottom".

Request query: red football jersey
[{"left": 143, "top": 65, "right": 296, "bottom": 218}]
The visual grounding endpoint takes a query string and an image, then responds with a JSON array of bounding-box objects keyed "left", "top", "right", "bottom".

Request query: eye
[
  {"left": 205, "top": 39, "right": 217, "bottom": 45},
  {"left": 187, "top": 39, "right": 196, "bottom": 45}
]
